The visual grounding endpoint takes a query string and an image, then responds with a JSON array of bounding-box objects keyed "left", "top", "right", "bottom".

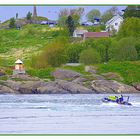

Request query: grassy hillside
[
  {"left": 0, "top": 24, "right": 60, "bottom": 65},
  {"left": 0, "top": 23, "right": 140, "bottom": 85}
]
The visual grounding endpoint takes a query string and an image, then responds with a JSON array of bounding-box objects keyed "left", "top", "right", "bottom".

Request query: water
[{"left": 0, "top": 93, "right": 140, "bottom": 134}]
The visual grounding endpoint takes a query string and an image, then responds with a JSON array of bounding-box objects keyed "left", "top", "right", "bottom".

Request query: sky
[{"left": 0, "top": 6, "right": 126, "bottom": 22}]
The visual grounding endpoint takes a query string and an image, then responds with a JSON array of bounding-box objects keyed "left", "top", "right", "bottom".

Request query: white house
[
  {"left": 105, "top": 14, "right": 123, "bottom": 32},
  {"left": 73, "top": 29, "right": 88, "bottom": 38}
]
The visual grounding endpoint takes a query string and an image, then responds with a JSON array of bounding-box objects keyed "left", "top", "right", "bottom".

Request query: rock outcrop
[
  {"left": 91, "top": 80, "right": 139, "bottom": 93},
  {"left": 52, "top": 68, "right": 81, "bottom": 80},
  {"left": 133, "top": 83, "right": 140, "bottom": 91}
]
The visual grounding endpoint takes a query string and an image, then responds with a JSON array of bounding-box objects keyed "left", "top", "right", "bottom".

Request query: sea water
[{"left": 0, "top": 93, "right": 140, "bottom": 134}]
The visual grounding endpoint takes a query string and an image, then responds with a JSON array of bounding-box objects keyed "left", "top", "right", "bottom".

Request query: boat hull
[{"left": 102, "top": 98, "right": 132, "bottom": 106}]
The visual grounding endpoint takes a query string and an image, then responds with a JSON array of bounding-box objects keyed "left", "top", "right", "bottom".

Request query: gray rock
[
  {"left": 91, "top": 80, "right": 139, "bottom": 93},
  {"left": 37, "top": 85, "right": 67, "bottom": 94},
  {"left": 18, "top": 81, "right": 47, "bottom": 94},
  {"left": 72, "top": 77, "right": 88, "bottom": 84},
  {"left": 56, "top": 80, "right": 94, "bottom": 94},
  {"left": 133, "top": 83, "right": 140, "bottom": 91},
  {"left": 101, "top": 72, "right": 123, "bottom": 81},
  {"left": 85, "top": 66, "right": 97, "bottom": 74},
  {"left": 0, "top": 85, "right": 15, "bottom": 93},
  {"left": 92, "top": 73, "right": 105, "bottom": 80},
  {"left": 52, "top": 68, "right": 81, "bottom": 80}
]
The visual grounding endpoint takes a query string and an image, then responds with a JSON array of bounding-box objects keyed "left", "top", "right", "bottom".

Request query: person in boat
[{"left": 118, "top": 95, "right": 124, "bottom": 103}]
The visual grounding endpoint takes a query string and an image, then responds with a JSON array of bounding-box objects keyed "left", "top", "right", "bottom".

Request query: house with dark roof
[{"left": 83, "top": 32, "right": 110, "bottom": 40}]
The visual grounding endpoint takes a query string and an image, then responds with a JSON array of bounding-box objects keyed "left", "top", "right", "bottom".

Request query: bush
[
  {"left": 9, "top": 18, "right": 16, "bottom": 28},
  {"left": 113, "top": 37, "right": 138, "bottom": 61},
  {"left": 117, "top": 17, "right": 140, "bottom": 39},
  {"left": 42, "top": 41, "right": 68, "bottom": 67},
  {"left": 66, "top": 43, "right": 85, "bottom": 63},
  {"left": 135, "top": 39, "right": 140, "bottom": 59},
  {"left": 79, "top": 48, "right": 101, "bottom": 65}
]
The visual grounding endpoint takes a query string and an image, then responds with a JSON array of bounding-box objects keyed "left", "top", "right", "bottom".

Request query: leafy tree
[
  {"left": 42, "top": 41, "right": 68, "bottom": 67},
  {"left": 79, "top": 48, "right": 101, "bottom": 65},
  {"left": 123, "top": 5, "right": 140, "bottom": 18},
  {"left": 9, "top": 17, "right": 16, "bottom": 28},
  {"left": 94, "top": 38, "right": 112, "bottom": 62},
  {"left": 117, "top": 17, "right": 140, "bottom": 39},
  {"left": 113, "top": 37, "right": 138, "bottom": 61},
  {"left": 66, "top": 16, "right": 75, "bottom": 36},
  {"left": 66, "top": 43, "right": 85, "bottom": 63},
  {"left": 16, "top": 13, "right": 18, "bottom": 19},
  {"left": 86, "top": 9, "right": 101, "bottom": 22},
  {"left": 135, "top": 39, "right": 140, "bottom": 59},
  {"left": 58, "top": 7, "right": 84, "bottom": 28},
  {"left": 101, "top": 6, "right": 120, "bottom": 24},
  {"left": 26, "top": 12, "right": 32, "bottom": 22}
]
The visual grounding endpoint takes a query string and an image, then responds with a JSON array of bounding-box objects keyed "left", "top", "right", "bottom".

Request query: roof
[
  {"left": 84, "top": 32, "right": 110, "bottom": 38},
  {"left": 106, "top": 14, "right": 123, "bottom": 26},
  {"left": 15, "top": 59, "right": 23, "bottom": 64}
]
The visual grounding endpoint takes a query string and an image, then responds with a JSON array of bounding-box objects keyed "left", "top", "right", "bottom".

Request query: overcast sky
[{"left": 0, "top": 5, "right": 126, "bottom": 22}]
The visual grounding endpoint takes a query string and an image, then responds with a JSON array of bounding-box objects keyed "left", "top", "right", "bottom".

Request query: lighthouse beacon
[{"left": 13, "top": 59, "right": 25, "bottom": 75}]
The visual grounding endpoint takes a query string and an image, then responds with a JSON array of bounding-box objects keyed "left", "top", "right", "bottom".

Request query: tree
[
  {"left": 66, "top": 16, "right": 75, "bottom": 36},
  {"left": 67, "top": 43, "right": 85, "bottom": 63},
  {"left": 94, "top": 38, "right": 112, "bottom": 62},
  {"left": 117, "top": 17, "right": 140, "bottom": 39},
  {"left": 79, "top": 48, "right": 101, "bottom": 65},
  {"left": 101, "top": 6, "right": 120, "bottom": 24},
  {"left": 42, "top": 41, "right": 68, "bottom": 67},
  {"left": 135, "top": 39, "right": 140, "bottom": 59},
  {"left": 123, "top": 5, "right": 140, "bottom": 18},
  {"left": 58, "top": 7, "right": 84, "bottom": 27},
  {"left": 16, "top": 13, "right": 18, "bottom": 19},
  {"left": 9, "top": 17, "right": 16, "bottom": 28},
  {"left": 86, "top": 9, "right": 101, "bottom": 22},
  {"left": 113, "top": 37, "right": 138, "bottom": 61},
  {"left": 26, "top": 12, "right": 32, "bottom": 23}
]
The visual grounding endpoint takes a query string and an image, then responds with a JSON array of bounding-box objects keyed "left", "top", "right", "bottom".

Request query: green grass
[
  {"left": 26, "top": 67, "right": 55, "bottom": 80},
  {"left": 0, "top": 24, "right": 60, "bottom": 54},
  {"left": 96, "top": 61, "right": 140, "bottom": 85},
  {"left": 61, "top": 64, "right": 89, "bottom": 75}
]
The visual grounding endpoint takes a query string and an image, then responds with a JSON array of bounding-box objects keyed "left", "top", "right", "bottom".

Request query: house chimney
[{"left": 33, "top": 6, "right": 37, "bottom": 17}]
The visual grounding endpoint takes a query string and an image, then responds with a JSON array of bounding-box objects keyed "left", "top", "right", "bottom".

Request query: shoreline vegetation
[{"left": 0, "top": 6, "right": 140, "bottom": 94}]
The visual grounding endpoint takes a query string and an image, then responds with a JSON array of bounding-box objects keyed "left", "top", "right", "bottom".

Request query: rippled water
[{"left": 0, "top": 93, "right": 140, "bottom": 134}]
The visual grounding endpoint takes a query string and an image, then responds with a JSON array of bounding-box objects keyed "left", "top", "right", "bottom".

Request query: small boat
[{"left": 102, "top": 96, "right": 132, "bottom": 106}]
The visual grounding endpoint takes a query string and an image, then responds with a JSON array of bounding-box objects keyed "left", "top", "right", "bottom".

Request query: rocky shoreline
[{"left": 0, "top": 68, "right": 140, "bottom": 94}]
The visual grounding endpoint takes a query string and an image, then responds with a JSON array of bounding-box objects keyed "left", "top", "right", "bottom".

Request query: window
[{"left": 115, "top": 23, "right": 118, "bottom": 26}]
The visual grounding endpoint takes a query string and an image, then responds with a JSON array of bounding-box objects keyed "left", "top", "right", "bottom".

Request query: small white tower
[{"left": 13, "top": 59, "right": 25, "bottom": 75}]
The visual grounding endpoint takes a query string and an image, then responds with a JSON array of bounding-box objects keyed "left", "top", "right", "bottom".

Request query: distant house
[
  {"left": 81, "top": 21, "right": 94, "bottom": 26},
  {"left": 83, "top": 32, "right": 110, "bottom": 40},
  {"left": 73, "top": 29, "right": 88, "bottom": 38},
  {"left": 93, "top": 17, "right": 101, "bottom": 25},
  {"left": 105, "top": 14, "right": 123, "bottom": 32},
  {"left": 40, "top": 21, "right": 57, "bottom": 25}
]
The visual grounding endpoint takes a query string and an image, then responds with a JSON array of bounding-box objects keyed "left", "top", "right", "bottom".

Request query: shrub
[
  {"left": 42, "top": 41, "right": 68, "bottom": 67},
  {"left": 117, "top": 17, "right": 140, "bottom": 39},
  {"left": 9, "top": 18, "right": 16, "bottom": 28},
  {"left": 66, "top": 43, "right": 85, "bottom": 63},
  {"left": 135, "top": 39, "right": 140, "bottom": 59},
  {"left": 79, "top": 48, "right": 101, "bottom": 65},
  {"left": 113, "top": 37, "right": 138, "bottom": 61}
]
